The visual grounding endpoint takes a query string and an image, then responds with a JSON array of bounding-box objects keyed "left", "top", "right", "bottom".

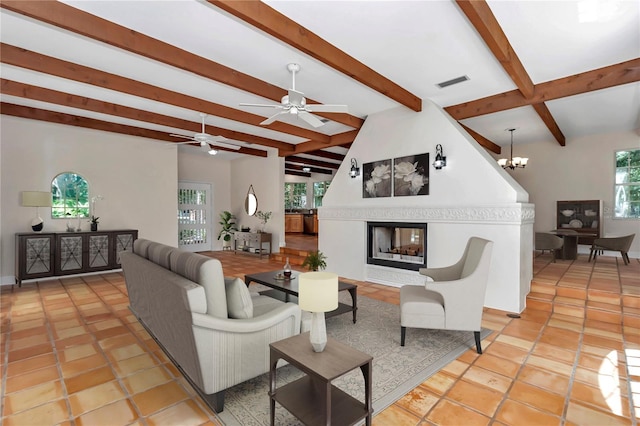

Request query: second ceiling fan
[
  {"left": 171, "top": 113, "right": 241, "bottom": 155},
  {"left": 241, "top": 63, "right": 348, "bottom": 128}
]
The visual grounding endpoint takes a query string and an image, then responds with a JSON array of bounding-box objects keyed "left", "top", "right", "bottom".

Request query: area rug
[{"left": 217, "top": 293, "right": 491, "bottom": 425}]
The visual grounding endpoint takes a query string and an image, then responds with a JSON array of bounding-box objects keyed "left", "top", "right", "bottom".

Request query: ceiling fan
[
  {"left": 171, "top": 113, "right": 241, "bottom": 155},
  {"left": 240, "top": 63, "right": 348, "bottom": 128}
]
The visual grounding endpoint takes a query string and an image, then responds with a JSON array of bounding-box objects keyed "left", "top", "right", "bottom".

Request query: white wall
[
  {"left": 494, "top": 130, "right": 640, "bottom": 257},
  {"left": 0, "top": 116, "right": 178, "bottom": 284},
  {"left": 230, "top": 153, "right": 285, "bottom": 249},
  {"left": 321, "top": 103, "right": 533, "bottom": 313},
  {"left": 177, "top": 149, "right": 232, "bottom": 251}
]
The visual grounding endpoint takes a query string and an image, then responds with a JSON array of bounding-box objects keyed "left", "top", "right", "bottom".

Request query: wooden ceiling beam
[
  {"left": 209, "top": 0, "right": 422, "bottom": 112},
  {"left": 306, "top": 150, "right": 346, "bottom": 161},
  {"left": 531, "top": 103, "right": 566, "bottom": 146},
  {"left": 1, "top": 43, "right": 329, "bottom": 144},
  {"left": 456, "top": 0, "right": 565, "bottom": 146},
  {"left": 459, "top": 124, "right": 501, "bottom": 155},
  {"left": 285, "top": 170, "right": 311, "bottom": 177},
  {"left": 456, "top": 0, "right": 534, "bottom": 99},
  {"left": 292, "top": 130, "right": 360, "bottom": 155},
  {"left": 285, "top": 156, "right": 340, "bottom": 170},
  {"left": 0, "top": 0, "right": 362, "bottom": 130},
  {"left": 1, "top": 102, "right": 269, "bottom": 157},
  {"left": 285, "top": 163, "right": 333, "bottom": 175},
  {"left": 0, "top": 78, "right": 295, "bottom": 153},
  {"left": 446, "top": 58, "right": 640, "bottom": 119}
]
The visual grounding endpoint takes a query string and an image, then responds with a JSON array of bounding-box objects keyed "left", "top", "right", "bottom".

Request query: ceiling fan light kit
[
  {"left": 498, "top": 128, "right": 528, "bottom": 170},
  {"left": 240, "top": 63, "right": 348, "bottom": 128}
]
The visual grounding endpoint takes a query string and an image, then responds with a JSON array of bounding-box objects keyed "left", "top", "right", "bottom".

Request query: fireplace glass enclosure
[{"left": 367, "top": 222, "right": 427, "bottom": 271}]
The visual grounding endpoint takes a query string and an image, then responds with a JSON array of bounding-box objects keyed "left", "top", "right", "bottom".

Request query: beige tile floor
[{"left": 2, "top": 249, "right": 639, "bottom": 425}]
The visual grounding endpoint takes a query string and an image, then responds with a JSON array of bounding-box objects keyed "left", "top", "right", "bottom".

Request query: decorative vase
[{"left": 91, "top": 223, "right": 98, "bottom": 232}]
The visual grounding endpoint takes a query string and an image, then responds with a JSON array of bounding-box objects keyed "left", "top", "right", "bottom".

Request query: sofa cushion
[
  {"left": 170, "top": 251, "right": 227, "bottom": 318},
  {"left": 225, "top": 277, "right": 253, "bottom": 319},
  {"left": 133, "top": 238, "right": 153, "bottom": 259},
  {"left": 147, "top": 242, "right": 174, "bottom": 270}
]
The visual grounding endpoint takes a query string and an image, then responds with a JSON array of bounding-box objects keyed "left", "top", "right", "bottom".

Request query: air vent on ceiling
[{"left": 436, "top": 75, "right": 470, "bottom": 89}]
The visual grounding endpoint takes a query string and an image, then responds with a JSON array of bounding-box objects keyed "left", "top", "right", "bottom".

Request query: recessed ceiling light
[{"left": 436, "top": 75, "right": 470, "bottom": 89}]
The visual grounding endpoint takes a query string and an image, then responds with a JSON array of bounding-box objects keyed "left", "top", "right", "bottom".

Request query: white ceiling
[{"left": 1, "top": 0, "right": 638, "bottom": 164}]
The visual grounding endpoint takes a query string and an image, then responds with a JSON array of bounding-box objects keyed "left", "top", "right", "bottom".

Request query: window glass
[
  {"left": 51, "top": 173, "right": 89, "bottom": 218},
  {"left": 313, "top": 181, "right": 331, "bottom": 208},
  {"left": 284, "top": 182, "right": 307, "bottom": 210},
  {"left": 614, "top": 149, "right": 640, "bottom": 218}
]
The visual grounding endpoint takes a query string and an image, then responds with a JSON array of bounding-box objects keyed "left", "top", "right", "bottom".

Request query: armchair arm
[{"left": 419, "top": 263, "right": 463, "bottom": 282}]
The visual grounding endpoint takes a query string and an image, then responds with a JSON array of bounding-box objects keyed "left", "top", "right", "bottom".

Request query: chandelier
[{"left": 498, "top": 128, "right": 528, "bottom": 169}]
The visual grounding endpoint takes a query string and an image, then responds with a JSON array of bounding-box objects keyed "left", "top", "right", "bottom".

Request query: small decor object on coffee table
[
  {"left": 298, "top": 272, "right": 338, "bottom": 352},
  {"left": 283, "top": 257, "right": 292, "bottom": 278}
]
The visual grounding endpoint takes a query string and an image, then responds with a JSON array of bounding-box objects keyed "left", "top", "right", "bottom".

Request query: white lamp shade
[
  {"left": 299, "top": 272, "right": 339, "bottom": 313},
  {"left": 497, "top": 158, "right": 507, "bottom": 166},
  {"left": 22, "top": 191, "right": 52, "bottom": 207}
]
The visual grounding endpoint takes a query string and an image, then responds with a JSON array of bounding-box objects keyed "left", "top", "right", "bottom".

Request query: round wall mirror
[{"left": 245, "top": 185, "right": 258, "bottom": 216}]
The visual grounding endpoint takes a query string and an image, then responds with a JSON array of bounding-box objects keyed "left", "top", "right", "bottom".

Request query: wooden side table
[{"left": 269, "top": 332, "right": 373, "bottom": 425}]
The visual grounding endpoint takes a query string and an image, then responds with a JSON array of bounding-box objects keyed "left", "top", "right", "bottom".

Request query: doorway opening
[{"left": 178, "top": 181, "right": 212, "bottom": 252}]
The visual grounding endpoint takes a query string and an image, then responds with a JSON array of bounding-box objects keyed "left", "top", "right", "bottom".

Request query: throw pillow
[{"left": 225, "top": 277, "right": 253, "bottom": 319}]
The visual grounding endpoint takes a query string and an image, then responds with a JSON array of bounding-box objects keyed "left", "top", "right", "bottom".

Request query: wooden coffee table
[
  {"left": 245, "top": 270, "right": 358, "bottom": 323},
  {"left": 269, "top": 332, "right": 373, "bottom": 425}
]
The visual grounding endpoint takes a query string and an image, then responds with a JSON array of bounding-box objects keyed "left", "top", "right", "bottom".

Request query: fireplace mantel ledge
[{"left": 320, "top": 204, "right": 535, "bottom": 225}]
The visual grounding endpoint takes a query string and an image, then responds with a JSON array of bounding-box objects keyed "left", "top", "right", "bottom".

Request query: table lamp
[
  {"left": 299, "top": 272, "right": 338, "bottom": 352},
  {"left": 22, "top": 191, "right": 52, "bottom": 232}
]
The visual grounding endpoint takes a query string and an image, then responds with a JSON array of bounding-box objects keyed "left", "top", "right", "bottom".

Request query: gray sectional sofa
[{"left": 120, "top": 239, "right": 301, "bottom": 412}]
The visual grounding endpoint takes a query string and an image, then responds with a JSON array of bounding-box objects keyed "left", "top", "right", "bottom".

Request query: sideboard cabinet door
[
  {"left": 15, "top": 234, "right": 55, "bottom": 285},
  {"left": 87, "top": 233, "right": 111, "bottom": 270},
  {"left": 113, "top": 230, "right": 138, "bottom": 267},
  {"left": 56, "top": 235, "right": 84, "bottom": 274}
]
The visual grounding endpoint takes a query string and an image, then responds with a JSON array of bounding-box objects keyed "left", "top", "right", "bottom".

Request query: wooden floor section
[{"left": 1, "top": 250, "right": 639, "bottom": 425}]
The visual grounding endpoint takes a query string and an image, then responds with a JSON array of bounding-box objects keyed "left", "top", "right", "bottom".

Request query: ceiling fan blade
[
  {"left": 261, "top": 111, "right": 287, "bottom": 126},
  {"left": 298, "top": 111, "right": 325, "bottom": 128},
  {"left": 306, "top": 104, "right": 349, "bottom": 113},
  {"left": 287, "top": 89, "right": 305, "bottom": 106},
  {"left": 240, "top": 102, "right": 282, "bottom": 109}
]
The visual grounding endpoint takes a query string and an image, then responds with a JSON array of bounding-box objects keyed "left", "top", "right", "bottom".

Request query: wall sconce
[
  {"left": 432, "top": 144, "right": 447, "bottom": 170},
  {"left": 349, "top": 158, "right": 360, "bottom": 178}
]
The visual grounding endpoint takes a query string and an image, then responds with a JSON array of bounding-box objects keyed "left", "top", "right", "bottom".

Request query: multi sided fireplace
[{"left": 367, "top": 222, "right": 427, "bottom": 271}]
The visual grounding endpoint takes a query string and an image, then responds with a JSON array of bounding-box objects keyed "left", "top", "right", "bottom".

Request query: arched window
[{"left": 51, "top": 172, "right": 89, "bottom": 218}]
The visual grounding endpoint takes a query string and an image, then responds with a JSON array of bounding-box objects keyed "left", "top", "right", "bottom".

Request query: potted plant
[
  {"left": 217, "top": 211, "right": 237, "bottom": 248},
  {"left": 301, "top": 250, "right": 327, "bottom": 271},
  {"left": 255, "top": 210, "right": 272, "bottom": 233},
  {"left": 90, "top": 216, "right": 99, "bottom": 232}
]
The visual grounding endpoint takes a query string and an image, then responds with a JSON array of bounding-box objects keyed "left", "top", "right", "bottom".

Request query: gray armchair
[
  {"left": 589, "top": 234, "right": 635, "bottom": 265},
  {"left": 535, "top": 232, "right": 564, "bottom": 262},
  {"left": 400, "top": 237, "right": 493, "bottom": 354}
]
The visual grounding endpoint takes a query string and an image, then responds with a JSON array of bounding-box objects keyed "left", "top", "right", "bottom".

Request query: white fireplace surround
[{"left": 319, "top": 203, "right": 534, "bottom": 312}]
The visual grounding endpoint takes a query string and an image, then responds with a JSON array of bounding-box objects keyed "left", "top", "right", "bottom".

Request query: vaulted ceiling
[{"left": 1, "top": 0, "right": 638, "bottom": 176}]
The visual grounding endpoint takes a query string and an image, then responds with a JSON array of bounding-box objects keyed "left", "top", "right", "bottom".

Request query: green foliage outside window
[
  {"left": 284, "top": 182, "right": 307, "bottom": 210},
  {"left": 51, "top": 172, "right": 89, "bottom": 218},
  {"left": 615, "top": 149, "right": 640, "bottom": 219},
  {"left": 313, "top": 181, "right": 330, "bottom": 208}
]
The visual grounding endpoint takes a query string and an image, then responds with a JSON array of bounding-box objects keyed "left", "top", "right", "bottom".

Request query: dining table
[{"left": 551, "top": 229, "right": 598, "bottom": 260}]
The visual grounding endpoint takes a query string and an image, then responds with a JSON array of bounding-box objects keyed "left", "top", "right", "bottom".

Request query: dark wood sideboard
[{"left": 15, "top": 229, "right": 138, "bottom": 286}]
